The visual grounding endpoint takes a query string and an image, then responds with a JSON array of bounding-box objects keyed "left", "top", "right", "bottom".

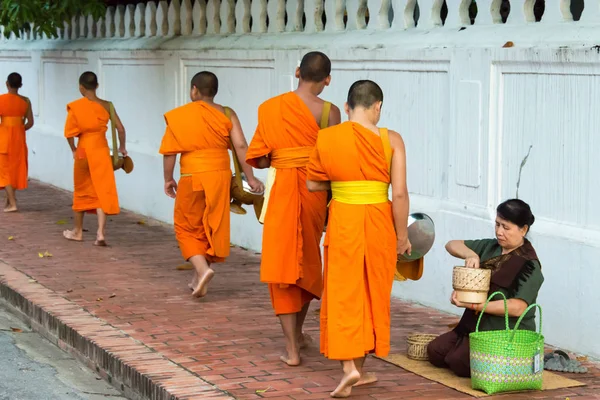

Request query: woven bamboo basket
[
  {"left": 452, "top": 266, "right": 491, "bottom": 304},
  {"left": 406, "top": 333, "right": 438, "bottom": 361}
]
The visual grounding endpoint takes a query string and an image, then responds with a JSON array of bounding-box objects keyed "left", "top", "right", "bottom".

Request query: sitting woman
[{"left": 427, "top": 199, "right": 544, "bottom": 377}]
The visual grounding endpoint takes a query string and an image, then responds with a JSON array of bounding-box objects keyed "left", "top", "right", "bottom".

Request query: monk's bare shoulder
[
  {"left": 388, "top": 130, "right": 406, "bottom": 152},
  {"left": 327, "top": 103, "right": 342, "bottom": 126}
]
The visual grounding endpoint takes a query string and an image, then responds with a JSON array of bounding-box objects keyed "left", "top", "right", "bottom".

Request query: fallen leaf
[
  {"left": 66, "top": 289, "right": 73, "bottom": 293},
  {"left": 313, "top": 308, "right": 321, "bottom": 314},
  {"left": 28, "top": 279, "right": 37, "bottom": 283},
  {"left": 10, "top": 327, "right": 22, "bottom": 333},
  {"left": 255, "top": 387, "right": 272, "bottom": 394},
  {"left": 137, "top": 219, "right": 146, "bottom": 225},
  {"left": 38, "top": 252, "right": 44, "bottom": 258},
  {"left": 56, "top": 219, "right": 68, "bottom": 225},
  {"left": 176, "top": 263, "right": 194, "bottom": 271},
  {"left": 43, "top": 251, "right": 53, "bottom": 258},
  {"left": 503, "top": 41, "right": 514, "bottom": 48},
  {"left": 8, "top": 236, "right": 14, "bottom": 240},
  {"left": 96, "top": 297, "right": 103, "bottom": 302},
  {"left": 576, "top": 356, "right": 588, "bottom": 362},
  {"left": 109, "top": 293, "right": 116, "bottom": 298},
  {"left": 448, "top": 322, "right": 459, "bottom": 329}
]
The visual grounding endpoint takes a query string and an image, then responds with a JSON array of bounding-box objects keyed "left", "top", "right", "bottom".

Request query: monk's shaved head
[
  {"left": 191, "top": 71, "right": 218, "bottom": 97},
  {"left": 7, "top": 72, "right": 22, "bottom": 89},
  {"left": 347, "top": 80, "right": 383, "bottom": 109},
  {"left": 79, "top": 71, "right": 98, "bottom": 90},
  {"left": 299, "top": 52, "right": 331, "bottom": 83}
]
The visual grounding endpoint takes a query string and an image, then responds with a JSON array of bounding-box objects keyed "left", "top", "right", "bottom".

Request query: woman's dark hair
[{"left": 497, "top": 199, "right": 535, "bottom": 231}]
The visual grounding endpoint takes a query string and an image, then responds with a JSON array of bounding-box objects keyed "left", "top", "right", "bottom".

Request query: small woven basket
[
  {"left": 452, "top": 266, "right": 492, "bottom": 304},
  {"left": 407, "top": 333, "right": 438, "bottom": 361}
]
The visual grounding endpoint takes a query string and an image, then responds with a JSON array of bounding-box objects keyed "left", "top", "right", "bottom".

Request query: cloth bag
[{"left": 469, "top": 291, "right": 544, "bottom": 395}]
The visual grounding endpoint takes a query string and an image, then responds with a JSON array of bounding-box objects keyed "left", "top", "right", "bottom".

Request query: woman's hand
[
  {"left": 450, "top": 291, "right": 482, "bottom": 311},
  {"left": 465, "top": 255, "right": 480, "bottom": 269},
  {"left": 119, "top": 145, "right": 128, "bottom": 157}
]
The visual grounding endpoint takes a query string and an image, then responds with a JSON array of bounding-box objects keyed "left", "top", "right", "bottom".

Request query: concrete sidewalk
[{"left": 0, "top": 181, "right": 598, "bottom": 400}]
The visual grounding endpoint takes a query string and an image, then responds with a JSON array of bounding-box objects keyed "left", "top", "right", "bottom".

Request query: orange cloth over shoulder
[
  {"left": 0, "top": 94, "right": 29, "bottom": 190},
  {"left": 64, "top": 98, "right": 119, "bottom": 215},
  {"left": 307, "top": 121, "right": 397, "bottom": 360},
  {"left": 246, "top": 92, "right": 328, "bottom": 315},
  {"left": 159, "top": 101, "right": 232, "bottom": 263}
]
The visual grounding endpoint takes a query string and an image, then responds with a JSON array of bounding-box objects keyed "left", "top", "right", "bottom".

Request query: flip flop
[
  {"left": 544, "top": 350, "right": 588, "bottom": 373},
  {"left": 94, "top": 240, "right": 108, "bottom": 247}
]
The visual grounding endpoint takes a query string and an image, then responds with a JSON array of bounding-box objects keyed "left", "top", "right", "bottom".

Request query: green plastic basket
[{"left": 469, "top": 291, "right": 544, "bottom": 395}]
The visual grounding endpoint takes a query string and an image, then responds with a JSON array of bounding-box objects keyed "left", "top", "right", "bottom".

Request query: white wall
[{"left": 1, "top": 0, "right": 600, "bottom": 358}]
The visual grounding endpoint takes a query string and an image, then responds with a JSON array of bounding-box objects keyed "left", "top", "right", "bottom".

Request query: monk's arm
[
  {"left": 67, "top": 138, "right": 76, "bottom": 152},
  {"left": 471, "top": 298, "right": 528, "bottom": 317},
  {"left": 113, "top": 108, "right": 127, "bottom": 151},
  {"left": 252, "top": 156, "right": 270, "bottom": 169},
  {"left": 229, "top": 110, "right": 258, "bottom": 179},
  {"left": 163, "top": 154, "right": 177, "bottom": 182},
  {"left": 24, "top": 101, "right": 34, "bottom": 131},
  {"left": 328, "top": 104, "right": 342, "bottom": 127},
  {"left": 389, "top": 131, "right": 409, "bottom": 241},
  {"left": 307, "top": 180, "right": 330, "bottom": 192}
]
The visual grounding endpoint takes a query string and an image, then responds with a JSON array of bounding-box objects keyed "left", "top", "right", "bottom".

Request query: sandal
[{"left": 544, "top": 350, "right": 588, "bottom": 373}]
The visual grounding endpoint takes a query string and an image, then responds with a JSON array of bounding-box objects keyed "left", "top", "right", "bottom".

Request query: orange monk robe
[
  {"left": 159, "top": 102, "right": 232, "bottom": 263},
  {"left": 307, "top": 121, "right": 397, "bottom": 360},
  {"left": 0, "top": 94, "right": 29, "bottom": 190},
  {"left": 64, "top": 98, "right": 119, "bottom": 215},
  {"left": 246, "top": 92, "right": 328, "bottom": 315}
]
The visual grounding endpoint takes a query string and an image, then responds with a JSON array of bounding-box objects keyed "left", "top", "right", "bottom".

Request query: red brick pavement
[{"left": 0, "top": 181, "right": 599, "bottom": 400}]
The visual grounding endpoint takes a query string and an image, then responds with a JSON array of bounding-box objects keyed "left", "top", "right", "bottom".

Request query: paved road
[{"left": 0, "top": 301, "right": 126, "bottom": 400}]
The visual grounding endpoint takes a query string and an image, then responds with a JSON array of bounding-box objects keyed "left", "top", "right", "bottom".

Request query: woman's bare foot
[
  {"left": 63, "top": 230, "right": 83, "bottom": 242},
  {"left": 353, "top": 372, "right": 377, "bottom": 387},
  {"left": 192, "top": 268, "right": 214, "bottom": 298},
  {"left": 331, "top": 368, "right": 360, "bottom": 398}
]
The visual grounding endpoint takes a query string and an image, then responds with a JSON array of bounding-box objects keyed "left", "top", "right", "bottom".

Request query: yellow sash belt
[
  {"left": 259, "top": 146, "right": 314, "bottom": 224},
  {"left": 270, "top": 146, "right": 313, "bottom": 169},
  {"left": 1, "top": 116, "right": 24, "bottom": 127},
  {"left": 331, "top": 180, "right": 390, "bottom": 204},
  {"left": 180, "top": 149, "right": 229, "bottom": 176}
]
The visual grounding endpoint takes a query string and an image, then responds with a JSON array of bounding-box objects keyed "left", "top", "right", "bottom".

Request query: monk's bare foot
[
  {"left": 192, "top": 268, "right": 214, "bottom": 298},
  {"left": 188, "top": 271, "right": 199, "bottom": 291},
  {"left": 331, "top": 369, "right": 360, "bottom": 398},
  {"left": 3, "top": 205, "right": 17, "bottom": 213},
  {"left": 353, "top": 372, "right": 378, "bottom": 387},
  {"left": 63, "top": 230, "right": 83, "bottom": 242},
  {"left": 279, "top": 351, "right": 300, "bottom": 367},
  {"left": 298, "top": 332, "right": 313, "bottom": 349}
]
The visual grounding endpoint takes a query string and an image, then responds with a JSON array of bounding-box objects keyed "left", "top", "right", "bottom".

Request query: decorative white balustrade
[{"left": 1, "top": 0, "right": 595, "bottom": 41}]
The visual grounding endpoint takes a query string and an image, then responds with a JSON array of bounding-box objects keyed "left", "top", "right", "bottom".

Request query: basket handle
[
  {"left": 475, "top": 291, "right": 509, "bottom": 333},
  {"left": 510, "top": 303, "right": 543, "bottom": 342}
]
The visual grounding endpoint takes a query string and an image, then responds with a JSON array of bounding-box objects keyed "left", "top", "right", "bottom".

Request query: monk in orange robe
[
  {"left": 307, "top": 80, "right": 411, "bottom": 398},
  {"left": 246, "top": 52, "right": 341, "bottom": 366},
  {"left": 62, "top": 72, "right": 126, "bottom": 246},
  {"left": 0, "top": 72, "right": 34, "bottom": 212},
  {"left": 160, "top": 71, "right": 263, "bottom": 298}
]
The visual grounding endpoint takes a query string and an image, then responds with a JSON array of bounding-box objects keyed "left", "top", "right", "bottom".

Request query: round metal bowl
[{"left": 398, "top": 213, "right": 435, "bottom": 262}]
